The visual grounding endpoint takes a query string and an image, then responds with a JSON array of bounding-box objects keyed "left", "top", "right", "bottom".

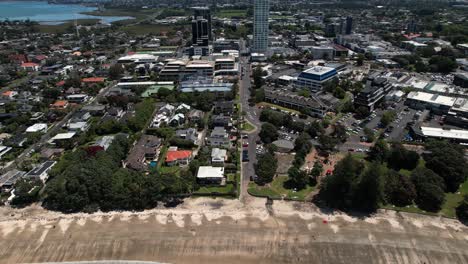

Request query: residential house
[
  {"left": 82, "top": 104, "right": 106, "bottom": 116},
  {"left": 24, "top": 161, "right": 56, "bottom": 182},
  {"left": 21, "top": 62, "right": 40, "bottom": 72},
  {"left": 26, "top": 123, "right": 48, "bottom": 133},
  {"left": 176, "top": 103, "right": 191, "bottom": 114},
  {"left": 124, "top": 135, "right": 162, "bottom": 171},
  {"left": 207, "top": 127, "right": 230, "bottom": 148},
  {"left": 211, "top": 114, "right": 232, "bottom": 128},
  {"left": 50, "top": 100, "right": 69, "bottom": 110},
  {"left": 214, "top": 101, "right": 234, "bottom": 114},
  {"left": 158, "top": 103, "right": 175, "bottom": 115},
  {"left": 40, "top": 148, "right": 64, "bottom": 160},
  {"left": 169, "top": 113, "right": 185, "bottom": 127},
  {"left": 108, "top": 107, "right": 125, "bottom": 118},
  {"left": 188, "top": 109, "right": 204, "bottom": 124},
  {"left": 92, "top": 135, "right": 116, "bottom": 151},
  {"left": 197, "top": 166, "right": 224, "bottom": 185},
  {"left": 2, "top": 91, "right": 17, "bottom": 100},
  {"left": 0, "top": 145, "right": 12, "bottom": 159},
  {"left": 0, "top": 170, "right": 26, "bottom": 192},
  {"left": 165, "top": 147, "right": 192, "bottom": 167},
  {"left": 211, "top": 148, "right": 228, "bottom": 166},
  {"left": 68, "top": 121, "right": 90, "bottom": 132},
  {"left": 175, "top": 128, "right": 199, "bottom": 145}
]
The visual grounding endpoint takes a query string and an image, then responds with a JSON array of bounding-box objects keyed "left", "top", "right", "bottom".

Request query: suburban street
[{"left": 238, "top": 45, "right": 262, "bottom": 201}]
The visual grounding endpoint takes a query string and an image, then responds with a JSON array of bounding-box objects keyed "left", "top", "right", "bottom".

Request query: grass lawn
[
  {"left": 257, "top": 102, "right": 300, "bottom": 115},
  {"left": 195, "top": 183, "right": 235, "bottom": 194},
  {"left": 121, "top": 24, "right": 188, "bottom": 35},
  {"left": 440, "top": 180, "right": 468, "bottom": 218},
  {"left": 216, "top": 10, "right": 248, "bottom": 18},
  {"left": 241, "top": 121, "right": 255, "bottom": 132},
  {"left": 159, "top": 166, "right": 180, "bottom": 175},
  {"left": 350, "top": 152, "right": 367, "bottom": 160},
  {"left": 227, "top": 174, "right": 236, "bottom": 182},
  {"left": 33, "top": 19, "right": 100, "bottom": 34},
  {"left": 248, "top": 176, "right": 316, "bottom": 201},
  {"left": 382, "top": 204, "right": 434, "bottom": 216},
  {"left": 80, "top": 8, "right": 157, "bottom": 20},
  {"left": 248, "top": 182, "right": 281, "bottom": 198}
]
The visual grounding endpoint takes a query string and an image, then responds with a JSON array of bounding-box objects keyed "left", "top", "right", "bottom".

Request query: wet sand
[{"left": 0, "top": 198, "right": 467, "bottom": 264}]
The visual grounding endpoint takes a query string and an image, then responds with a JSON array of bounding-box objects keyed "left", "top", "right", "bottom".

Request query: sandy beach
[{"left": 0, "top": 197, "right": 467, "bottom": 263}]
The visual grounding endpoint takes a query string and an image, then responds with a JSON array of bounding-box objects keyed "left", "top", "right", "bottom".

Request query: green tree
[
  {"left": 411, "top": 167, "right": 446, "bottom": 212},
  {"left": 353, "top": 162, "right": 386, "bottom": 212},
  {"left": 10, "top": 178, "right": 43, "bottom": 207},
  {"left": 355, "top": 106, "right": 370, "bottom": 119},
  {"left": 456, "top": 195, "right": 468, "bottom": 222},
  {"left": 381, "top": 111, "right": 396, "bottom": 127},
  {"left": 259, "top": 122, "right": 279, "bottom": 144},
  {"left": 387, "top": 143, "right": 420, "bottom": 171},
  {"left": 252, "top": 65, "right": 264, "bottom": 89},
  {"left": 424, "top": 141, "right": 467, "bottom": 193},
  {"left": 385, "top": 170, "right": 416, "bottom": 207},
  {"left": 318, "top": 154, "right": 363, "bottom": 209},
  {"left": 255, "top": 152, "right": 278, "bottom": 185},
  {"left": 356, "top": 54, "right": 365, "bottom": 66},
  {"left": 318, "top": 135, "right": 339, "bottom": 152},
  {"left": 367, "top": 139, "right": 389, "bottom": 162},
  {"left": 109, "top": 63, "right": 124, "bottom": 80},
  {"left": 287, "top": 166, "right": 308, "bottom": 190}
]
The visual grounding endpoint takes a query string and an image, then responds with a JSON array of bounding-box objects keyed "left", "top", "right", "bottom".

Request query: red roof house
[{"left": 165, "top": 150, "right": 192, "bottom": 167}]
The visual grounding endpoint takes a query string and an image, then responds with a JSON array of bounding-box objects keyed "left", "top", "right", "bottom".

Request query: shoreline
[{"left": 0, "top": 197, "right": 467, "bottom": 263}]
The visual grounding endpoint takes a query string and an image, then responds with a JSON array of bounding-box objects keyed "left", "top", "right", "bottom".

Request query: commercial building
[
  {"left": 117, "top": 54, "right": 158, "bottom": 64},
  {"left": 159, "top": 60, "right": 214, "bottom": 81},
  {"left": 179, "top": 78, "right": 233, "bottom": 97},
  {"left": 294, "top": 66, "right": 337, "bottom": 92},
  {"left": 307, "top": 46, "right": 335, "bottom": 60},
  {"left": 415, "top": 126, "right": 468, "bottom": 143},
  {"left": 264, "top": 87, "right": 337, "bottom": 117},
  {"left": 406, "top": 91, "right": 456, "bottom": 114},
  {"left": 192, "top": 7, "right": 212, "bottom": 45},
  {"left": 453, "top": 72, "right": 468, "bottom": 88},
  {"left": 354, "top": 75, "right": 393, "bottom": 111},
  {"left": 344, "top": 16, "right": 353, "bottom": 35},
  {"left": 253, "top": 0, "right": 270, "bottom": 53}
]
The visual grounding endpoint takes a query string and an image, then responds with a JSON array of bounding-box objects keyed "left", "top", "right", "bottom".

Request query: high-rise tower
[
  {"left": 253, "top": 0, "right": 269, "bottom": 53},
  {"left": 192, "top": 6, "right": 212, "bottom": 46}
]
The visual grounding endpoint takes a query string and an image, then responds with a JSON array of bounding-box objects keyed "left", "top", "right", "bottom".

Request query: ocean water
[{"left": 0, "top": 1, "right": 134, "bottom": 24}]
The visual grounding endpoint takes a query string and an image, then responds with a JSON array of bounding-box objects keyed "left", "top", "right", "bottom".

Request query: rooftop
[
  {"left": 407, "top": 91, "right": 456, "bottom": 107},
  {"left": 303, "top": 66, "right": 336, "bottom": 76},
  {"left": 197, "top": 166, "right": 224, "bottom": 179},
  {"left": 421, "top": 126, "right": 468, "bottom": 140},
  {"left": 166, "top": 150, "right": 192, "bottom": 162}
]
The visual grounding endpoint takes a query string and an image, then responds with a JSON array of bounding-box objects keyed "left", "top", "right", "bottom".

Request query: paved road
[{"left": 238, "top": 50, "right": 261, "bottom": 201}]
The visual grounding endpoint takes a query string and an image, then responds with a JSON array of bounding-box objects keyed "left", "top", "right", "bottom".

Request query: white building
[
  {"left": 294, "top": 66, "right": 338, "bottom": 92},
  {"left": 26, "top": 123, "right": 48, "bottom": 133},
  {"left": 197, "top": 166, "right": 224, "bottom": 185}
]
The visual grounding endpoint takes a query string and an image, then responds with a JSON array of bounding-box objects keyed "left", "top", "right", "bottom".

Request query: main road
[{"left": 238, "top": 49, "right": 261, "bottom": 201}]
